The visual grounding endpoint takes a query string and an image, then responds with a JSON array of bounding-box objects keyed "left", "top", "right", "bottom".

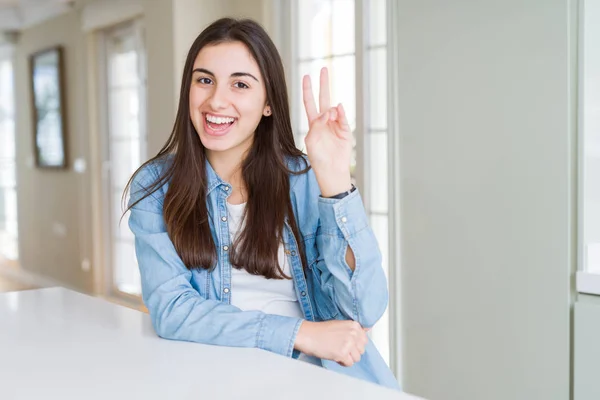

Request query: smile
[{"left": 203, "top": 113, "right": 237, "bottom": 136}]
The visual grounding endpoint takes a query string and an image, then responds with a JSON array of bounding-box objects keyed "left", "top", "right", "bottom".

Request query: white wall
[
  {"left": 172, "top": 0, "right": 268, "bottom": 104},
  {"left": 574, "top": 301, "right": 600, "bottom": 400},
  {"left": 394, "top": 1, "right": 572, "bottom": 399}
]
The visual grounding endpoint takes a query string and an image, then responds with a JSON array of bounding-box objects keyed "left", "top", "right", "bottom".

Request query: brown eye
[{"left": 233, "top": 81, "right": 249, "bottom": 89}]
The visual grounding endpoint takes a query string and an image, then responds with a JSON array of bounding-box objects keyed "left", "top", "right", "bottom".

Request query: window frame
[{"left": 281, "top": 0, "right": 400, "bottom": 375}]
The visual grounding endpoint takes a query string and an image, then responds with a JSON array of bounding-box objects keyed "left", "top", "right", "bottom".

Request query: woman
[{"left": 126, "top": 17, "right": 398, "bottom": 390}]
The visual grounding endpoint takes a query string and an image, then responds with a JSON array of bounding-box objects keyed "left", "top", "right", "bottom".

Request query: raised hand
[{"left": 302, "top": 67, "right": 353, "bottom": 198}]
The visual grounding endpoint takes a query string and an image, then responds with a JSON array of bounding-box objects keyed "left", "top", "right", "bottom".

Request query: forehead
[{"left": 193, "top": 41, "right": 261, "bottom": 76}]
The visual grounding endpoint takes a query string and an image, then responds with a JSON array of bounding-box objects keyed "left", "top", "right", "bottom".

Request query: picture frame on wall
[{"left": 29, "top": 45, "right": 67, "bottom": 169}]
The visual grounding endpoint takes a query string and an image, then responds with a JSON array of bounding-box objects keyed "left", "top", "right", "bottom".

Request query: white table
[{"left": 0, "top": 287, "right": 422, "bottom": 400}]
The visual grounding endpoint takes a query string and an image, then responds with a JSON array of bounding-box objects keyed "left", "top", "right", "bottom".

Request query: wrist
[
  {"left": 322, "top": 184, "right": 355, "bottom": 199},
  {"left": 311, "top": 167, "right": 351, "bottom": 197},
  {"left": 294, "top": 320, "right": 313, "bottom": 353},
  {"left": 314, "top": 175, "right": 352, "bottom": 198}
]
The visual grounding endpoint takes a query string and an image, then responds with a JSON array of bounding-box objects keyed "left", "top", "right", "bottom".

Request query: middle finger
[{"left": 319, "top": 67, "right": 330, "bottom": 113}]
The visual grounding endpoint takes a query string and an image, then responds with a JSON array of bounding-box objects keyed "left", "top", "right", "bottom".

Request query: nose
[{"left": 208, "top": 83, "right": 230, "bottom": 111}]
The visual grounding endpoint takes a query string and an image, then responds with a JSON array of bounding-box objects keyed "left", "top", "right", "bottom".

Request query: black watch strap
[{"left": 325, "top": 184, "right": 356, "bottom": 200}]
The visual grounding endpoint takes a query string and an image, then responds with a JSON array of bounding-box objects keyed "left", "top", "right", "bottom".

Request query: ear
[{"left": 263, "top": 105, "right": 272, "bottom": 117}]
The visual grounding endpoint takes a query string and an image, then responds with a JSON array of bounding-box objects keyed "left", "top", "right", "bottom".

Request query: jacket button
[
  {"left": 223, "top": 186, "right": 230, "bottom": 191},
  {"left": 223, "top": 288, "right": 230, "bottom": 294},
  {"left": 301, "top": 291, "right": 306, "bottom": 297},
  {"left": 341, "top": 216, "right": 348, "bottom": 223},
  {"left": 291, "top": 250, "right": 296, "bottom": 256},
  {"left": 221, "top": 216, "right": 227, "bottom": 222},
  {"left": 223, "top": 245, "right": 229, "bottom": 251}
]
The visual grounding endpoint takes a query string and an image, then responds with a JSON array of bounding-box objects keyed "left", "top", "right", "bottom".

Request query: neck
[{"left": 206, "top": 148, "right": 248, "bottom": 203}]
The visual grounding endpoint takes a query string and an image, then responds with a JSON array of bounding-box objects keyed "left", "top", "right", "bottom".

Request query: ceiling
[{"left": 0, "top": 0, "right": 77, "bottom": 32}]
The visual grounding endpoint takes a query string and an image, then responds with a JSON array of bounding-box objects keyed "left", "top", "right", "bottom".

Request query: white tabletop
[{"left": 0, "top": 287, "right": 422, "bottom": 400}]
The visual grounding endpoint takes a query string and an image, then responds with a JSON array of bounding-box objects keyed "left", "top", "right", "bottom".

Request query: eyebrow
[{"left": 192, "top": 68, "right": 259, "bottom": 82}]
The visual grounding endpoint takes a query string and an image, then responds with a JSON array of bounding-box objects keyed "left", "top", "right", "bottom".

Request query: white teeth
[{"left": 206, "top": 114, "right": 235, "bottom": 124}]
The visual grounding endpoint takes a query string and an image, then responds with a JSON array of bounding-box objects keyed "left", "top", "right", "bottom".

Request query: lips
[{"left": 202, "top": 113, "right": 237, "bottom": 137}]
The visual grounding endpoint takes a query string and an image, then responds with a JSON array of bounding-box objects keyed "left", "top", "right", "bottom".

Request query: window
[
  {"left": 291, "top": 0, "right": 391, "bottom": 365},
  {"left": 100, "top": 20, "right": 147, "bottom": 299},
  {"left": 578, "top": 0, "right": 600, "bottom": 295},
  {"left": 0, "top": 47, "right": 17, "bottom": 263},
  {"left": 582, "top": 0, "right": 600, "bottom": 275}
]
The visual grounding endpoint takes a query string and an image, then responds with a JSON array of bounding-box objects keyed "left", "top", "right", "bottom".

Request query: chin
[{"left": 199, "top": 136, "right": 231, "bottom": 153}]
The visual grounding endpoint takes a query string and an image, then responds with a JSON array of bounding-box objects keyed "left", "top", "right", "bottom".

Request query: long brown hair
[{"left": 124, "top": 18, "right": 310, "bottom": 279}]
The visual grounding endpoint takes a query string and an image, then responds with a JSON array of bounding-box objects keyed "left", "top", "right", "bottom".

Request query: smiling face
[{"left": 189, "top": 41, "right": 271, "bottom": 162}]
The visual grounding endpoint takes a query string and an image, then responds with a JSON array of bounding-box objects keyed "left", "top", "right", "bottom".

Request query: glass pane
[
  {"left": 368, "top": 0, "right": 387, "bottom": 46},
  {"left": 298, "top": 0, "right": 332, "bottom": 60},
  {"left": 370, "top": 215, "right": 389, "bottom": 279},
  {"left": 583, "top": 0, "right": 600, "bottom": 273},
  {"left": 0, "top": 187, "right": 18, "bottom": 260},
  {"left": 587, "top": 243, "right": 600, "bottom": 274},
  {"left": 109, "top": 88, "right": 140, "bottom": 139},
  {"left": 113, "top": 240, "right": 141, "bottom": 296},
  {"left": 331, "top": 0, "right": 355, "bottom": 55},
  {"left": 368, "top": 48, "right": 387, "bottom": 130},
  {"left": 297, "top": 0, "right": 355, "bottom": 60},
  {"left": 0, "top": 121, "right": 15, "bottom": 159},
  {"left": 331, "top": 55, "right": 356, "bottom": 130},
  {"left": 108, "top": 35, "right": 139, "bottom": 87},
  {"left": 368, "top": 132, "right": 388, "bottom": 213},
  {"left": 0, "top": 187, "right": 5, "bottom": 224},
  {"left": 370, "top": 214, "right": 389, "bottom": 365},
  {"left": 0, "top": 59, "right": 14, "bottom": 114},
  {"left": 0, "top": 230, "right": 18, "bottom": 260},
  {"left": 110, "top": 138, "right": 142, "bottom": 189},
  {"left": 112, "top": 191, "right": 134, "bottom": 241},
  {"left": 0, "top": 158, "right": 15, "bottom": 187},
  {"left": 0, "top": 58, "right": 17, "bottom": 261}
]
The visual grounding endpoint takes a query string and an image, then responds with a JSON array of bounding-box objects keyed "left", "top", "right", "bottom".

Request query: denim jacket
[{"left": 128, "top": 156, "right": 400, "bottom": 390}]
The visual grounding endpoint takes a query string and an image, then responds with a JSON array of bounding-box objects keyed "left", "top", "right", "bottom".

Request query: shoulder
[
  {"left": 130, "top": 154, "right": 174, "bottom": 203},
  {"left": 287, "top": 155, "right": 319, "bottom": 193},
  {"left": 286, "top": 156, "right": 322, "bottom": 209}
]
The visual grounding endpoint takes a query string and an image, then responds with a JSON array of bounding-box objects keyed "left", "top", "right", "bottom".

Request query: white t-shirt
[{"left": 226, "top": 201, "right": 321, "bottom": 366}]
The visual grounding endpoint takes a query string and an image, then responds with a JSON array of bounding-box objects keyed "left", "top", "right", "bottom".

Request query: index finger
[
  {"left": 302, "top": 75, "right": 318, "bottom": 122},
  {"left": 319, "top": 67, "right": 331, "bottom": 113}
]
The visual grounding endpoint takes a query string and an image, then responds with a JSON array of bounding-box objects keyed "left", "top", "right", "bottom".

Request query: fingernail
[{"left": 330, "top": 109, "right": 337, "bottom": 120}]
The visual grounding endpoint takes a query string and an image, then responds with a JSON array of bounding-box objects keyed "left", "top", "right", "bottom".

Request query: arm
[
  {"left": 300, "top": 67, "right": 388, "bottom": 328},
  {"left": 128, "top": 165, "right": 302, "bottom": 357},
  {"left": 312, "top": 188, "right": 389, "bottom": 328}
]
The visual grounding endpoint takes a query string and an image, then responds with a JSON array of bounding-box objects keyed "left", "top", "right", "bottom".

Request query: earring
[{"left": 265, "top": 108, "right": 271, "bottom": 116}]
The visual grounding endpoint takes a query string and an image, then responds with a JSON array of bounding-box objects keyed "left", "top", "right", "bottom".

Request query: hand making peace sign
[{"left": 302, "top": 67, "right": 353, "bottom": 198}]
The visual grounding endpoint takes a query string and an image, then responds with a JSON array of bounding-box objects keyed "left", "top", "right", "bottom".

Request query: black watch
[{"left": 325, "top": 184, "right": 356, "bottom": 200}]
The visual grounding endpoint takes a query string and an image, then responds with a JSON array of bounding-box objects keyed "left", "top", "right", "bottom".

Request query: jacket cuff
[
  {"left": 257, "top": 314, "right": 303, "bottom": 357},
  {"left": 317, "top": 189, "right": 369, "bottom": 238}
]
